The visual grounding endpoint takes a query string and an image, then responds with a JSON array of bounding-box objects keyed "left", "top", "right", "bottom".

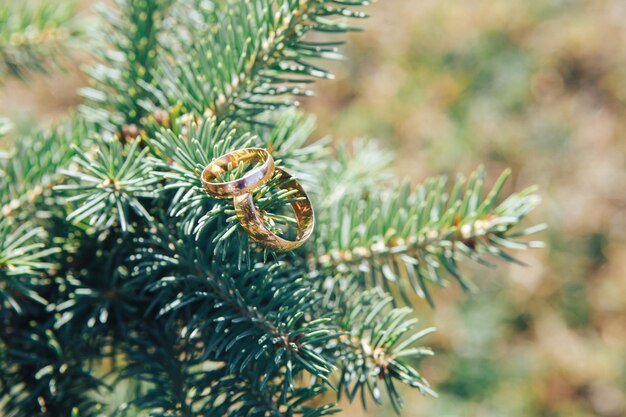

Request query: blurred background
[{"left": 2, "top": 1, "right": 625, "bottom": 416}]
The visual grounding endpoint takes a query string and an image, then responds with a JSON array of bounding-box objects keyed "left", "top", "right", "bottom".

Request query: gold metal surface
[
  {"left": 201, "top": 148, "right": 275, "bottom": 198},
  {"left": 233, "top": 167, "right": 314, "bottom": 251}
]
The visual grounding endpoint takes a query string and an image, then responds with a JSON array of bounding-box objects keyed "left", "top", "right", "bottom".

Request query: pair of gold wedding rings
[{"left": 200, "top": 148, "right": 314, "bottom": 251}]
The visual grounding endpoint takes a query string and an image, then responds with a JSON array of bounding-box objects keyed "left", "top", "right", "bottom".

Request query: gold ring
[
  {"left": 201, "top": 148, "right": 275, "bottom": 198},
  {"left": 233, "top": 167, "right": 314, "bottom": 251}
]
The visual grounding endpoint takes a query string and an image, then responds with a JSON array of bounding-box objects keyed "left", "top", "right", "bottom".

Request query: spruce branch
[
  {"left": 0, "top": 219, "right": 59, "bottom": 313},
  {"left": 314, "top": 168, "right": 545, "bottom": 306},
  {"left": 317, "top": 138, "right": 394, "bottom": 212},
  {"left": 152, "top": 0, "right": 370, "bottom": 124},
  {"left": 55, "top": 138, "right": 158, "bottom": 233},
  {"left": 0, "top": 0, "right": 82, "bottom": 80},
  {"left": 261, "top": 109, "right": 330, "bottom": 188},
  {"left": 146, "top": 113, "right": 327, "bottom": 252},
  {"left": 131, "top": 223, "right": 338, "bottom": 389},
  {"left": 118, "top": 321, "right": 200, "bottom": 417},
  {"left": 0, "top": 340, "right": 8, "bottom": 409},
  {"left": 146, "top": 117, "right": 257, "bottom": 243},
  {"left": 121, "top": 331, "right": 337, "bottom": 417},
  {"left": 0, "top": 0, "right": 547, "bottom": 415},
  {"left": 80, "top": 0, "right": 174, "bottom": 132},
  {"left": 324, "top": 285, "right": 435, "bottom": 414},
  {"left": 0, "top": 324, "right": 106, "bottom": 417},
  {"left": 50, "top": 240, "right": 140, "bottom": 339},
  {"left": 198, "top": 374, "right": 338, "bottom": 417},
  {"left": 1, "top": 118, "right": 87, "bottom": 219}
]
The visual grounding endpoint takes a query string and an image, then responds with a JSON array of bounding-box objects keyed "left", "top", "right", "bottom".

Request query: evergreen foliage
[
  {"left": 0, "top": 0, "right": 81, "bottom": 80},
  {"left": 0, "top": 0, "right": 544, "bottom": 416}
]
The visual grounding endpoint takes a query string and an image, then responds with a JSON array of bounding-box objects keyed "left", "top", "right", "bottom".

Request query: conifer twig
[{"left": 0, "top": 0, "right": 82, "bottom": 80}]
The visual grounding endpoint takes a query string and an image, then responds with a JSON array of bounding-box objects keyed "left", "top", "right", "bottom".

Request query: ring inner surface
[
  {"left": 204, "top": 149, "right": 266, "bottom": 184},
  {"left": 256, "top": 169, "right": 313, "bottom": 242}
]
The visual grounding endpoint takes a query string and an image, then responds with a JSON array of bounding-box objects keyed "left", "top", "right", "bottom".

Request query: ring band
[
  {"left": 201, "top": 148, "right": 275, "bottom": 198},
  {"left": 233, "top": 167, "right": 314, "bottom": 251}
]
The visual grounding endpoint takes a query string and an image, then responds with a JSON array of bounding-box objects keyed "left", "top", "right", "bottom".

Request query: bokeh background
[{"left": 2, "top": 1, "right": 626, "bottom": 416}]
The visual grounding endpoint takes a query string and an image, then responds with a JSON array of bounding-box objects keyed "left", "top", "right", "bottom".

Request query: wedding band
[
  {"left": 201, "top": 148, "right": 275, "bottom": 198},
  {"left": 233, "top": 167, "right": 314, "bottom": 251}
]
